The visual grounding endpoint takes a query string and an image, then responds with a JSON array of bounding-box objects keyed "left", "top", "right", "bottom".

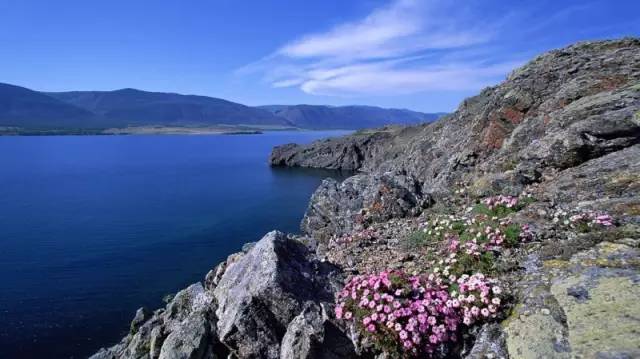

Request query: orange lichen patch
[
  {"left": 502, "top": 108, "right": 525, "bottom": 124},
  {"left": 597, "top": 75, "right": 628, "bottom": 91},
  {"left": 614, "top": 202, "right": 640, "bottom": 216},
  {"left": 369, "top": 201, "right": 384, "bottom": 214},
  {"left": 482, "top": 120, "right": 508, "bottom": 149},
  {"left": 556, "top": 98, "right": 568, "bottom": 109}
]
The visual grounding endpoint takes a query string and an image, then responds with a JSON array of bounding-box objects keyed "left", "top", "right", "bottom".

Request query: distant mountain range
[
  {"left": 0, "top": 82, "right": 444, "bottom": 133},
  {"left": 258, "top": 105, "right": 443, "bottom": 130}
]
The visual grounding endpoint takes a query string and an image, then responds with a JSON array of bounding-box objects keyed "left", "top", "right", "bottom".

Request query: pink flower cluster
[
  {"left": 462, "top": 239, "right": 482, "bottom": 256},
  {"left": 456, "top": 273, "right": 502, "bottom": 325},
  {"left": 519, "top": 223, "right": 534, "bottom": 241},
  {"left": 552, "top": 209, "right": 615, "bottom": 229},
  {"left": 335, "top": 270, "right": 503, "bottom": 356},
  {"left": 481, "top": 195, "right": 519, "bottom": 210},
  {"left": 484, "top": 224, "right": 506, "bottom": 247},
  {"left": 569, "top": 211, "right": 614, "bottom": 227}
]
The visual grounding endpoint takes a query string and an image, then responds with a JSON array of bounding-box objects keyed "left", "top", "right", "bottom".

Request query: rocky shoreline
[{"left": 92, "top": 38, "right": 640, "bottom": 358}]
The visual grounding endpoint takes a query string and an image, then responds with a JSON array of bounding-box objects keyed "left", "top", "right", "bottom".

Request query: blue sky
[{"left": 0, "top": 0, "right": 638, "bottom": 112}]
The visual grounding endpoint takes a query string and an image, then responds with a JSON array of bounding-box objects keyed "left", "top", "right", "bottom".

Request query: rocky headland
[{"left": 92, "top": 38, "right": 640, "bottom": 358}]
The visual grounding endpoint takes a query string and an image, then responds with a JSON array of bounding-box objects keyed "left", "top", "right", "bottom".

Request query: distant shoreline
[
  {"left": 0, "top": 126, "right": 295, "bottom": 136},
  {"left": 0, "top": 126, "right": 360, "bottom": 136}
]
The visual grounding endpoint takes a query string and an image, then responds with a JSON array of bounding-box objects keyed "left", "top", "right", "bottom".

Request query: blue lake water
[{"left": 0, "top": 131, "right": 351, "bottom": 359}]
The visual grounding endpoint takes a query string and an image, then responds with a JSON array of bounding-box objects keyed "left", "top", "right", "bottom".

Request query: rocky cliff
[{"left": 93, "top": 38, "right": 640, "bottom": 359}]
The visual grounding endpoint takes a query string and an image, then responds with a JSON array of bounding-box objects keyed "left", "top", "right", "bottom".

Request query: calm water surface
[{"left": 0, "top": 131, "right": 351, "bottom": 359}]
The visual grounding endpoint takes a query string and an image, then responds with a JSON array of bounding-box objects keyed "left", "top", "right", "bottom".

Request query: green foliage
[
  {"left": 504, "top": 224, "right": 522, "bottom": 246},
  {"left": 473, "top": 203, "right": 517, "bottom": 218},
  {"left": 448, "top": 246, "right": 498, "bottom": 277}
]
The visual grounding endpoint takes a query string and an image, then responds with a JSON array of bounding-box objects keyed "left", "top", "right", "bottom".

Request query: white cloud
[
  {"left": 299, "top": 62, "right": 522, "bottom": 96},
  {"left": 279, "top": 0, "right": 422, "bottom": 59},
  {"left": 239, "top": 0, "right": 521, "bottom": 97}
]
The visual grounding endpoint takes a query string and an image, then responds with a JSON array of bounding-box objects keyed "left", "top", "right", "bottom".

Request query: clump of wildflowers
[
  {"left": 476, "top": 193, "right": 534, "bottom": 217},
  {"left": 335, "top": 270, "right": 503, "bottom": 357},
  {"left": 552, "top": 209, "right": 615, "bottom": 232},
  {"left": 420, "top": 214, "right": 532, "bottom": 249},
  {"left": 335, "top": 194, "right": 536, "bottom": 357},
  {"left": 482, "top": 195, "right": 519, "bottom": 210}
]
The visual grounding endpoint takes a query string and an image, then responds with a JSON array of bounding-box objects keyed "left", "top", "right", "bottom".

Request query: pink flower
[
  {"left": 344, "top": 312, "right": 352, "bottom": 320},
  {"left": 448, "top": 238, "right": 460, "bottom": 252},
  {"left": 367, "top": 324, "right": 376, "bottom": 332},
  {"left": 334, "top": 305, "right": 343, "bottom": 319},
  {"left": 481, "top": 308, "right": 490, "bottom": 317}
]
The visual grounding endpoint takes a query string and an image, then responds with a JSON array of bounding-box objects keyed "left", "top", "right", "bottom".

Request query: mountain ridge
[
  {"left": 0, "top": 83, "right": 442, "bottom": 132},
  {"left": 259, "top": 104, "right": 444, "bottom": 130}
]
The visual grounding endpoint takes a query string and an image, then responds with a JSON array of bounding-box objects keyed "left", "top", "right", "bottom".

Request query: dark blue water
[{"left": 0, "top": 132, "right": 351, "bottom": 359}]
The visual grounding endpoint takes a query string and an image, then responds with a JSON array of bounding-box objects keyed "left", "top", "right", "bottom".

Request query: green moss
[
  {"left": 543, "top": 259, "right": 571, "bottom": 269},
  {"left": 503, "top": 311, "right": 570, "bottom": 359}
]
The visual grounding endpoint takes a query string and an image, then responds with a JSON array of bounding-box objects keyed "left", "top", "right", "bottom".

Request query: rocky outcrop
[
  {"left": 280, "top": 38, "right": 640, "bottom": 240},
  {"left": 95, "top": 38, "right": 640, "bottom": 359},
  {"left": 302, "top": 172, "right": 431, "bottom": 239},
  {"left": 270, "top": 38, "right": 640, "bottom": 357},
  {"left": 91, "top": 282, "right": 218, "bottom": 359},
  {"left": 269, "top": 127, "right": 403, "bottom": 171},
  {"left": 91, "top": 232, "right": 354, "bottom": 359},
  {"left": 212, "top": 231, "right": 341, "bottom": 358}
]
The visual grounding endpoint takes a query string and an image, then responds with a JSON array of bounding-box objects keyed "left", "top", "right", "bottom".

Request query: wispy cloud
[{"left": 238, "top": 0, "right": 520, "bottom": 97}]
